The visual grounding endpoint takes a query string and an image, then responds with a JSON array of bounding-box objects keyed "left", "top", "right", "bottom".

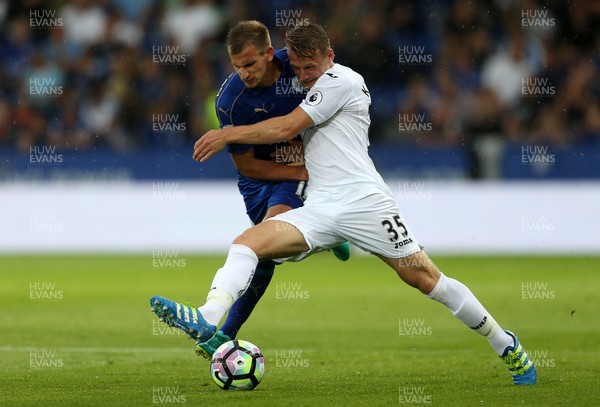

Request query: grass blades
[{"left": 1, "top": 254, "right": 599, "bottom": 406}]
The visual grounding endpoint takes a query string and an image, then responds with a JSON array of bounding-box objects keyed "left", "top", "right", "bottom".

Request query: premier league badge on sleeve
[{"left": 305, "top": 91, "right": 323, "bottom": 106}]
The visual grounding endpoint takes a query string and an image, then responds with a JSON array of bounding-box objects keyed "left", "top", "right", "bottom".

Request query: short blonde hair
[
  {"left": 226, "top": 20, "right": 271, "bottom": 56},
  {"left": 285, "top": 23, "right": 330, "bottom": 59}
]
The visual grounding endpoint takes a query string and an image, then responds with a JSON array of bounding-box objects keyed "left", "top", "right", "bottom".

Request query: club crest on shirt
[{"left": 305, "top": 91, "right": 323, "bottom": 106}]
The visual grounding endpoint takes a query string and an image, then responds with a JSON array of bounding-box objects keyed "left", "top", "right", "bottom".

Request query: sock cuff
[
  {"left": 478, "top": 314, "right": 497, "bottom": 337},
  {"left": 206, "top": 288, "right": 235, "bottom": 310},
  {"left": 426, "top": 272, "right": 447, "bottom": 300},
  {"left": 229, "top": 244, "right": 258, "bottom": 263}
]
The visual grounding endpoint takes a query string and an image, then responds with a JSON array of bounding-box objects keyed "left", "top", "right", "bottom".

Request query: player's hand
[{"left": 193, "top": 129, "right": 227, "bottom": 162}]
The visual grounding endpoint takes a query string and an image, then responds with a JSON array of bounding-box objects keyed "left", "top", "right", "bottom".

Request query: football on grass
[{"left": 210, "top": 340, "right": 265, "bottom": 390}]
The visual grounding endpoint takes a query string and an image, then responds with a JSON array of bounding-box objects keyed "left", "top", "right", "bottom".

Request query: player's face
[
  {"left": 288, "top": 48, "right": 334, "bottom": 90},
  {"left": 230, "top": 45, "right": 274, "bottom": 88}
]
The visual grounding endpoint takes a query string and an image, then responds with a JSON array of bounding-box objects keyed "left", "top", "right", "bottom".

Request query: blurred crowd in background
[{"left": 0, "top": 0, "right": 599, "bottom": 153}]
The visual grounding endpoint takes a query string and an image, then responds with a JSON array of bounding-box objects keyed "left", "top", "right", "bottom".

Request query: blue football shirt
[{"left": 215, "top": 48, "right": 307, "bottom": 224}]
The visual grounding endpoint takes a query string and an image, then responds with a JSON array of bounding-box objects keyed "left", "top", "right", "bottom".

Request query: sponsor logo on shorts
[{"left": 394, "top": 237, "right": 413, "bottom": 249}]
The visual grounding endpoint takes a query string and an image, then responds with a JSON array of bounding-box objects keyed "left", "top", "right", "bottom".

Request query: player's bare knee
[
  {"left": 232, "top": 230, "right": 253, "bottom": 247},
  {"left": 416, "top": 270, "right": 439, "bottom": 294},
  {"left": 232, "top": 235, "right": 266, "bottom": 260},
  {"left": 396, "top": 260, "right": 440, "bottom": 294},
  {"left": 416, "top": 261, "right": 441, "bottom": 293},
  {"left": 404, "top": 267, "right": 438, "bottom": 294}
]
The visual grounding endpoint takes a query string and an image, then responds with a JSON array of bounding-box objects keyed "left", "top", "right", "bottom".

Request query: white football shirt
[{"left": 299, "top": 63, "right": 393, "bottom": 204}]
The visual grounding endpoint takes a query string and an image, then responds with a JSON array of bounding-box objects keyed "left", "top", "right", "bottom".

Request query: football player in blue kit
[{"left": 193, "top": 20, "right": 350, "bottom": 357}]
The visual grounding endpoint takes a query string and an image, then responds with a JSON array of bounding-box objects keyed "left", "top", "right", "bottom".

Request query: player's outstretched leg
[
  {"left": 196, "top": 260, "right": 275, "bottom": 359},
  {"left": 385, "top": 250, "right": 537, "bottom": 385},
  {"left": 426, "top": 271, "right": 537, "bottom": 385},
  {"left": 151, "top": 244, "right": 259, "bottom": 345},
  {"left": 331, "top": 241, "right": 351, "bottom": 261},
  {"left": 150, "top": 296, "right": 216, "bottom": 342}
]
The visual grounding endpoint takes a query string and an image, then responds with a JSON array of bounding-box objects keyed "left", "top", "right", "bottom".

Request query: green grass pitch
[{"left": 1, "top": 254, "right": 599, "bottom": 406}]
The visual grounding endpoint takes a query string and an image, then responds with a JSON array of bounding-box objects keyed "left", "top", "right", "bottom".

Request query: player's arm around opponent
[{"left": 194, "top": 106, "right": 313, "bottom": 163}]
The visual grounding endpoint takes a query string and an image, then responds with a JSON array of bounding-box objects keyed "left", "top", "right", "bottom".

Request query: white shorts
[{"left": 269, "top": 193, "right": 421, "bottom": 260}]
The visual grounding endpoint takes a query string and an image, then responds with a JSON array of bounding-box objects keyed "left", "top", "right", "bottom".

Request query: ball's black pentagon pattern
[{"left": 210, "top": 340, "right": 265, "bottom": 390}]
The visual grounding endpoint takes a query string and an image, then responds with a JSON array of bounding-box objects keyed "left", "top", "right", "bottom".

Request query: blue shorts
[{"left": 243, "top": 181, "right": 303, "bottom": 225}]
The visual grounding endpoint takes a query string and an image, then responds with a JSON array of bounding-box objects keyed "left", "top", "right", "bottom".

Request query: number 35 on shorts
[{"left": 381, "top": 215, "right": 413, "bottom": 248}]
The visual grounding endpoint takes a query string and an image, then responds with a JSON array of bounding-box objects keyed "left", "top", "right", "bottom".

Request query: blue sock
[{"left": 220, "top": 260, "right": 274, "bottom": 339}]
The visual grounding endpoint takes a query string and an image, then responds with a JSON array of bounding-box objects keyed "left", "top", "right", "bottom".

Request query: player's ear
[
  {"left": 327, "top": 48, "right": 335, "bottom": 62},
  {"left": 266, "top": 46, "right": 275, "bottom": 61}
]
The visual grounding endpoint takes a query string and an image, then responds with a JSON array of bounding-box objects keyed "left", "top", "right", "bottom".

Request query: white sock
[
  {"left": 198, "top": 301, "right": 227, "bottom": 328},
  {"left": 427, "top": 273, "right": 513, "bottom": 356},
  {"left": 198, "top": 244, "right": 258, "bottom": 326}
]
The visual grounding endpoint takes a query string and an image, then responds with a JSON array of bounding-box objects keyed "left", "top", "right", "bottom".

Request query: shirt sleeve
[
  {"left": 215, "top": 88, "right": 233, "bottom": 129},
  {"left": 215, "top": 79, "right": 252, "bottom": 155},
  {"left": 299, "top": 70, "right": 351, "bottom": 126}
]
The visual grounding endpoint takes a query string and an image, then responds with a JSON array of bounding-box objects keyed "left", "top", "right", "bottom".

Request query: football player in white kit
[{"left": 152, "top": 23, "right": 536, "bottom": 385}]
